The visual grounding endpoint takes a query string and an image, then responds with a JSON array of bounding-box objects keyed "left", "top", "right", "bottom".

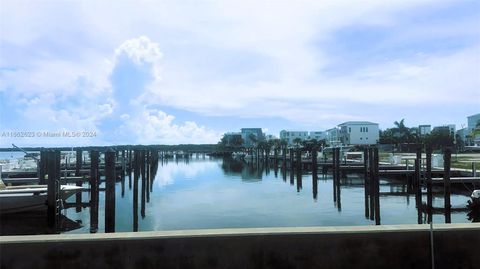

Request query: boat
[
  {"left": 470, "top": 190, "right": 480, "bottom": 206},
  {"left": 232, "top": 152, "right": 246, "bottom": 161},
  {"left": 0, "top": 180, "right": 83, "bottom": 214}
]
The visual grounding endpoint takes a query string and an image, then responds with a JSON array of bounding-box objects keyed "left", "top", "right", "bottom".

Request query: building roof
[
  {"left": 338, "top": 121, "right": 378, "bottom": 126},
  {"left": 467, "top": 113, "right": 480, "bottom": 119},
  {"left": 280, "top": 130, "right": 309, "bottom": 133}
]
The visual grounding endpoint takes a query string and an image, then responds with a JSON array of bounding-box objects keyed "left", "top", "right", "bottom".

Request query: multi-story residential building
[
  {"left": 433, "top": 124, "right": 456, "bottom": 136},
  {"left": 467, "top": 113, "right": 480, "bottom": 133},
  {"left": 418, "top": 125, "right": 431, "bottom": 136},
  {"left": 309, "top": 131, "right": 326, "bottom": 141},
  {"left": 325, "top": 127, "right": 341, "bottom": 146},
  {"left": 241, "top": 128, "right": 264, "bottom": 147},
  {"left": 467, "top": 113, "right": 480, "bottom": 146},
  {"left": 338, "top": 121, "right": 379, "bottom": 145},
  {"left": 279, "top": 130, "right": 309, "bottom": 146}
]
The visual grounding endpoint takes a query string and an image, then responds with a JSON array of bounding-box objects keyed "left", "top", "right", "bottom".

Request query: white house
[
  {"left": 325, "top": 128, "right": 341, "bottom": 146},
  {"left": 338, "top": 121, "right": 379, "bottom": 145},
  {"left": 309, "top": 131, "right": 326, "bottom": 141},
  {"left": 279, "top": 130, "right": 309, "bottom": 146}
]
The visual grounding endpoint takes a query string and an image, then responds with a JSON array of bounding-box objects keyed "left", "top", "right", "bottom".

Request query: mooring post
[
  {"left": 426, "top": 146, "right": 433, "bottom": 224},
  {"left": 141, "top": 150, "right": 146, "bottom": 218},
  {"left": 369, "top": 147, "right": 375, "bottom": 221},
  {"left": 122, "top": 149, "right": 126, "bottom": 177},
  {"left": 364, "top": 147, "right": 369, "bottom": 219},
  {"left": 336, "top": 148, "right": 341, "bottom": 185},
  {"left": 333, "top": 147, "right": 340, "bottom": 211},
  {"left": 374, "top": 147, "right": 381, "bottom": 225},
  {"left": 146, "top": 150, "right": 150, "bottom": 203},
  {"left": 443, "top": 147, "right": 452, "bottom": 223},
  {"left": 133, "top": 150, "right": 139, "bottom": 232},
  {"left": 415, "top": 145, "right": 422, "bottom": 208},
  {"left": 312, "top": 148, "right": 318, "bottom": 180},
  {"left": 75, "top": 149, "right": 82, "bottom": 212},
  {"left": 89, "top": 150, "right": 99, "bottom": 233},
  {"left": 415, "top": 145, "right": 422, "bottom": 224},
  {"left": 289, "top": 148, "right": 294, "bottom": 171},
  {"left": 105, "top": 149, "right": 116, "bottom": 233},
  {"left": 332, "top": 147, "right": 337, "bottom": 203},
  {"left": 296, "top": 148, "right": 302, "bottom": 172},
  {"left": 47, "top": 150, "right": 60, "bottom": 233},
  {"left": 39, "top": 150, "right": 47, "bottom": 184},
  {"left": 337, "top": 147, "right": 342, "bottom": 211}
]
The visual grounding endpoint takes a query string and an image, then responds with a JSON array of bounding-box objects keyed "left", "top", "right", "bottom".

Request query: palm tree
[
  {"left": 293, "top": 138, "right": 302, "bottom": 148},
  {"left": 248, "top": 133, "right": 258, "bottom": 148},
  {"left": 392, "top": 118, "right": 416, "bottom": 145}
]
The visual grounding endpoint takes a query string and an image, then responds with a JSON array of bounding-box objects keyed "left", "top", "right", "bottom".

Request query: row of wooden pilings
[
  {"left": 38, "top": 148, "right": 159, "bottom": 233},
  {"left": 263, "top": 144, "right": 456, "bottom": 224}
]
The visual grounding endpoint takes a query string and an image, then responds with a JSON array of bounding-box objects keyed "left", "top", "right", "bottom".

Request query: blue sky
[{"left": 0, "top": 0, "right": 479, "bottom": 146}]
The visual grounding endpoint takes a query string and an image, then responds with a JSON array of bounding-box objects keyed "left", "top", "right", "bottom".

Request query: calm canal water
[
  {"left": 70, "top": 156, "right": 475, "bottom": 233},
  {"left": 1, "top": 155, "right": 476, "bottom": 235}
]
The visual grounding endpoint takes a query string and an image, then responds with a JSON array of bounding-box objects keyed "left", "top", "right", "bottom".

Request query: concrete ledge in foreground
[{"left": 1, "top": 223, "right": 479, "bottom": 269}]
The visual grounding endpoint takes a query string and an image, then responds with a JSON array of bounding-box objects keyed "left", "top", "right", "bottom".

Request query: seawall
[{"left": 1, "top": 223, "right": 479, "bottom": 269}]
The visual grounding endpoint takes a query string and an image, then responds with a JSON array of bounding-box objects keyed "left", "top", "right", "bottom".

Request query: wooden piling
[
  {"left": 443, "top": 147, "right": 452, "bottom": 223},
  {"left": 46, "top": 150, "right": 60, "bottom": 232},
  {"left": 335, "top": 148, "right": 342, "bottom": 211},
  {"left": 415, "top": 145, "right": 422, "bottom": 224},
  {"left": 133, "top": 150, "right": 139, "bottom": 232},
  {"left": 364, "top": 147, "right": 369, "bottom": 219},
  {"left": 426, "top": 146, "right": 433, "bottom": 224},
  {"left": 89, "top": 150, "right": 99, "bottom": 233},
  {"left": 39, "top": 150, "right": 47, "bottom": 184},
  {"left": 374, "top": 147, "right": 380, "bottom": 225},
  {"left": 128, "top": 150, "right": 133, "bottom": 190},
  {"left": 369, "top": 148, "right": 375, "bottom": 221},
  {"left": 141, "top": 150, "right": 146, "bottom": 218},
  {"left": 75, "top": 150, "right": 82, "bottom": 213},
  {"left": 105, "top": 149, "right": 116, "bottom": 233},
  {"left": 332, "top": 147, "right": 337, "bottom": 203},
  {"left": 146, "top": 151, "right": 150, "bottom": 203}
]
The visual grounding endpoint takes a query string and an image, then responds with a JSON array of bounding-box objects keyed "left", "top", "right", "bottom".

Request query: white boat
[
  {"left": 0, "top": 180, "right": 83, "bottom": 214},
  {"left": 471, "top": 190, "right": 480, "bottom": 206}
]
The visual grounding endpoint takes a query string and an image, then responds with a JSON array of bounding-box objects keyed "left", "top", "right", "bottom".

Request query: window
[
  {"left": 366, "top": 127, "right": 369, "bottom": 132},
  {"left": 349, "top": 127, "right": 351, "bottom": 133}
]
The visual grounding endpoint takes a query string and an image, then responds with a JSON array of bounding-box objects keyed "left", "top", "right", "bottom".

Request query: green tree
[
  {"left": 293, "top": 138, "right": 302, "bottom": 148},
  {"left": 231, "top": 136, "right": 244, "bottom": 148},
  {"left": 425, "top": 127, "right": 454, "bottom": 149},
  {"left": 248, "top": 133, "right": 258, "bottom": 147}
]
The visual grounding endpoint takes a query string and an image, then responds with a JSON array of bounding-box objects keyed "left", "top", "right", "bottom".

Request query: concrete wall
[{"left": 1, "top": 224, "right": 479, "bottom": 269}]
